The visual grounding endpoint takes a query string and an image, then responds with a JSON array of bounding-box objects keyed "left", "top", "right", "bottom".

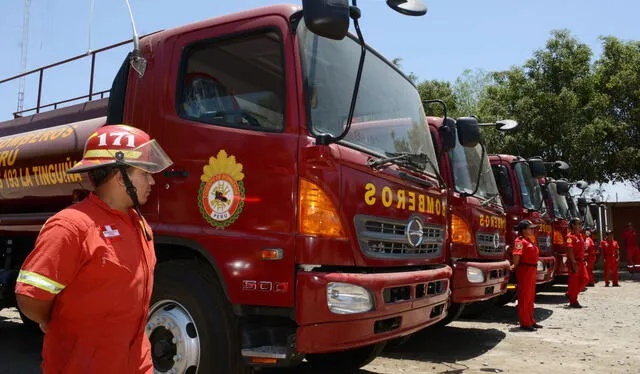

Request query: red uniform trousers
[
  {"left": 567, "top": 260, "right": 589, "bottom": 304},
  {"left": 516, "top": 264, "right": 537, "bottom": 327},
  {"left": 626, "top": 246, "right": 640, "bottom": 267},
  {"left": 604, "top": 258, "right": 619, "bottom": 285}
]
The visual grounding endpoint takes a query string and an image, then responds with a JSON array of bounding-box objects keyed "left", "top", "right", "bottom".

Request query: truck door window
[
  {"left": 492, "top": 164, "right": 514, "bottom": 206},
  {"left": 178, "top": 30, "right": 285, "bottom": 131}
]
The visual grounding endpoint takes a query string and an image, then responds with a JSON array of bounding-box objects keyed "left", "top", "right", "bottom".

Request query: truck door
[{"left": 155, "top": 16, "right": 299, "bottom": 307}]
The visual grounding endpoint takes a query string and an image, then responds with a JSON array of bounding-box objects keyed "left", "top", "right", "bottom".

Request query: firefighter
[
  {"left": 565, "top": 218, "right": 590, "bottom": 308},
  {"left": 600, "top": 230, "right": 620, "bottom": 287},
  {"left": 14, "top": 125, "right": 173, "bottom": 374},
  {"left": 584, "top": 229, "right": 597, "bottom": 287},
  {"left": 511, "top": 219, "right": 542, "bottom": 331},
  {"left": 622, "top": 222, "right": 640, "bottom": 271}
]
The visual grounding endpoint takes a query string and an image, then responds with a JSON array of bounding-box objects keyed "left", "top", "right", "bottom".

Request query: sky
[{"left": 0, "top": 0, "right": 639, "bottom": 200}]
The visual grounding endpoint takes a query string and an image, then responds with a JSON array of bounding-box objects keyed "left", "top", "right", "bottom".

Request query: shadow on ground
[
  {"left": 380, "top": 325, "right": 506, "bottom": 364},
  {"left": 264, "top": 325, "right": 508, "bottom": 374},
  {"left": 458, "top": 303, "right": 553, "bottom": 326},
  {"left": 0, "top": 313, "right": 42, "bottom": 374},
  {"left": 535, "top": 292, "right": 569, "bottom": 305}
]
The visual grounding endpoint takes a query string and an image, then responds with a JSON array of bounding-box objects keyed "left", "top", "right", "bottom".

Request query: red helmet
[{"left": 66, "top": 124, "right": 173, "bottom": 174}]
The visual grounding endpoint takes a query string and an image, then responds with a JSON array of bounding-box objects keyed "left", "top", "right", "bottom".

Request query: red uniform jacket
[
  {"left": 566, "top": 233, "right": 586, "bottom": 260},
  {"left": 600, "top": 239, "right": 620, "bottom": 262},
  {"left": 15, "top": 193, "right": 155, "bottom": 374},
  {"left": 622, "top": 229, "right": 638, "bottom": 250}
]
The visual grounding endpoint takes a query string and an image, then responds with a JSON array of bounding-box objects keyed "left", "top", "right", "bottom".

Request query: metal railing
[{"left": 0, "top": 32, "right": 158, "bottom": 119}]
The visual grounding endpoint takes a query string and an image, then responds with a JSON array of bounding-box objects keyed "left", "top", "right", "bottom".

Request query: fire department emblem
[{"left": 198, "top": 150, "right": 245, "bottom": 228}]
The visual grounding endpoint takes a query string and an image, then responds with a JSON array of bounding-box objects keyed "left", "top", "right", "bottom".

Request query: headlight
[
  {"left": 326, "top": 282, "right": 373, "bottom": 314},
  {"left": 537, "top": 260, "right": 545, "bottom": 271},
  {"left": 466, "top": 266, "right": 485, "bottom": 284}
]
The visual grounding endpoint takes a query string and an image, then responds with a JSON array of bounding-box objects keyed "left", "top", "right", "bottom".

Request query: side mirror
[
  {"left": 496, "top": 168, "right": 509, "bottom": 188},
  {"left": 302, "top": 0, "right": 350, "bottom": 41},
  {"left": 555, "top": 180, "right": 571, "bottom": 195},
  {"left": 495, "top": 119, "right": 518, "bottom": 131},
  {"left": 553, "top": 160, "right": 570, "bottom": 171},
  {"left": 456, "top": 117, "right": 481, "bottom": 147},
  {"left": 386, "top": 0, "right": 428, "bottom": 16},
  {"left": 439, "top": 117, "right": 457, "bottom": 153},
  {"left": 527, "top": 158, "right": 547, "bottom": 178},
  {"left": 575, "top": 180, "right": 588, "bottom": 190}
]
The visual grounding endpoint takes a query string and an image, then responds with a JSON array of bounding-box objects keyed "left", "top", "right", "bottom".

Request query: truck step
[{"left": 241, "top": 345, "right": 288, "bottom": 359}]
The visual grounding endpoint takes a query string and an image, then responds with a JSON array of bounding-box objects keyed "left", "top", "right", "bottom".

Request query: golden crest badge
[{"left": 198, "top": 150, "right": 245, "bottom": 228}]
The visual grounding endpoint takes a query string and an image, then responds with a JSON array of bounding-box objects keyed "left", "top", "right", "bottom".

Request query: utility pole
[{"left": 17, "top": 0, "right": 32, "bottom": 114}]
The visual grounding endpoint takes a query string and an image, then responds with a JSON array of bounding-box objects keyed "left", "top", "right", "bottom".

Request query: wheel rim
[{"left": 147, "top": 299, "right": 200, "bottom": 374}]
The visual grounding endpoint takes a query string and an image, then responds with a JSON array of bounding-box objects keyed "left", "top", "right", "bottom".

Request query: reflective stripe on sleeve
[{"left": 17, "top": 270, "right": 66, "bottom": 295}]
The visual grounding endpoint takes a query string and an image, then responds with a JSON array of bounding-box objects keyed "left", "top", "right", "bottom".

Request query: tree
[
  {"left": 479, "top": 30, "right": 607, "bottom": 182},
  {"left": 417, "top": 80, "right": 457, "bottom": 118},
  {"left": 453, "top": 68, "right": 493, "bottom": 118},
  {"left": 391, "top": 57, "right": 418, "bottom": 84},
  {"left": 593, "top": 36, "right": 640, "bottom": 190}
]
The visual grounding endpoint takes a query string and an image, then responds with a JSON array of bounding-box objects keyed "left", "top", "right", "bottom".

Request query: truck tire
[
  {"left": 148, "top": 260, "right": 247, "bottom": 374},
  {"left": 305, "top": 342, "right": 385, "bottom": 370}
]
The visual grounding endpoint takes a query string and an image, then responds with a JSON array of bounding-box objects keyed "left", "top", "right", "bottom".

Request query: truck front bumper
[
  {"left": 554, "top": 253, "right": 569, "bottom": 276},
  {"left": 295, "top": 265, "right": 452, "bottom": 354},
  {"left": 450, "top": 260, "right": 510, "bottom": 304},
  {"left": 536, "top": 256, "right": 556, "bottom": 284}
]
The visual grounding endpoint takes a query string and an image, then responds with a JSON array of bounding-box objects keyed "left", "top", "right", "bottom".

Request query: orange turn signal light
[
  {"left": 553, "top": 231, "right": 564, "bottom": 245},
  {"left": 299, "top": 179, "right": 346, "bottom": 238},
  {"left": 451, "top": 214, "right": 473, "bottom": 245},
  {"left": 261, "top": 248, "right": 283, "bottom": 261},
  {"left": 250, "top": 357, "right": 278, "bottom": 364}
]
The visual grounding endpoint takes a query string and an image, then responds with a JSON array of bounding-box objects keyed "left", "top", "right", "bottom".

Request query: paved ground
[{"left": 2, "top": 271, "right": 639, "bottom": 374}]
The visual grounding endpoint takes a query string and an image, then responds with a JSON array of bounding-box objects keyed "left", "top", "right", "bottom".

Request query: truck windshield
[
  {"left": 582, "top": 204, "right": 595, "bottom": 228},
  {"left": 298, "top": 21, "right": 438, "bottom": 176},
  {"left": 548, "top": 183, "right": 569, "bottom": 219},
  {"left": 448, "top": 141, "right": 501, "bottom": 203},
  {"left": 514, "top": 163, "right": 544, "bottom": 211},
  {"left": 566, "top": 196, "right": 579, "bottom": 219}
]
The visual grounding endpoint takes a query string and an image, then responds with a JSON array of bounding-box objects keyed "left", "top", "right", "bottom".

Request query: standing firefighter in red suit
[
  {"left": 600, "top": 230, "right": 620, "bottom": 287},
  {"left": 622, "top": 222, "right": 640, "bottom": 271},
  {"left": 511, "top": 220, "right": 542, "bottom": 331},
  {"left": 565, "top": 218, "right": 590, "bottom": 308},
  {"left": 14, "top": 125, "right": 173, "bottom": 374},
  {"left": 584, "top": 229, "right": 597, "bottom": 287}
]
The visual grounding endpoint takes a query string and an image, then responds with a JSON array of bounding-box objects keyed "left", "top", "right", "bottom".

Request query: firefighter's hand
[
  {"left": 510, "top": 264, "right": 516, "bottom": 272},
  {"left": 569, "top": 261, "right": 577, "bottom": 274}
]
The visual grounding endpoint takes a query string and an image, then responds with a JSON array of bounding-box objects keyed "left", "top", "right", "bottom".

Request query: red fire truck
[
  {"left": 426, "top": 116, "right": 510, "bottom": 323},
  {"left": 489, "top": 156, "right": 555, "bottom": 303},
  {"left": 540, "top": 178, "right": 572, "bottom": 280},
  {"left": 0, "top": 3, "right": 453, "bottom": 372}
]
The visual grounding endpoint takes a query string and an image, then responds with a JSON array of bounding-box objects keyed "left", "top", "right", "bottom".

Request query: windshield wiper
[
  {"left": 368, "top": 152, "right": 417, "bottom": 169},
  {"left": 481, "top": 193, "right": 501, "bottom": 207},
  {"left": 368, "top": 152, "right": 447, "bottom": 188}
]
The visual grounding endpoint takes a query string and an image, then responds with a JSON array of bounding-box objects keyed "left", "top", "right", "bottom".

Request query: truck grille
[
  {"left": 537, "top": 235, "right": 552, "bottom": 252},
  {"left": 476, "top": 231, "right": 505, "bottom": 256},
  {"left": 354, "top": 215, "right": 444, "bottom": 259}
]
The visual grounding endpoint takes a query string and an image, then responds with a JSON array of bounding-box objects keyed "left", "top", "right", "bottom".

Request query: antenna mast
[{"left": 17, "top": 0, "right": 32, "bottom": 114}]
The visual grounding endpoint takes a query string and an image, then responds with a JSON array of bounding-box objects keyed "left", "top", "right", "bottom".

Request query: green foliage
[
  {"left": 403, "top": 30, "right": 640, "bottom": 191},
  {"left": 417, "top": 80, "right": 457, "bottom": 118},
  {"left": 415, "top": 30, "right": 639, "bottom": 189}
]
